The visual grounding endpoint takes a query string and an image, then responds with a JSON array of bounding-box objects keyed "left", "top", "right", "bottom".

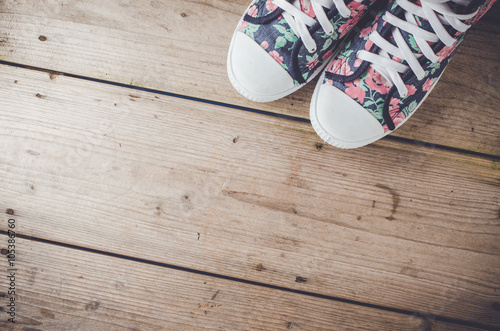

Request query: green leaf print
[
  {"left": 321, "top": 38, "right": 333, "bottom": 51},
  {"left": 340, "top": 49, "right": 354, "bottom": 59},
  {"left": 243, "top": 23, "right": 260, "bottom": 39},
  {"left": 275, "top": 36, "right": 287, "bottom": 49},
  {"left": 407, "top": 35, "right": 420, "bottom": 52},
  {"left": 284, "top": 31, "right": 298, "bottom": 42},
  {"left": 274, "top": 24, "right": 287, "bottom": 34},
  {"left": 402, "top": 101, "right": 418, "bottom": 117},
  {"left": 306, "top": 53, "right": 318, "bottom": 62},
  {"left": 371, "top": 111, "right": 384, "bottom": 120},
  {"left": 428, "top": 62, "right": 440, "bottom": 74}
]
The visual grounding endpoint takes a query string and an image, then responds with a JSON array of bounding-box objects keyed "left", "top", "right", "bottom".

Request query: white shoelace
[
  {"left": 357, "top": 0, "right": 477, "bottom": 97},
  {"left": 272, "top": 0, "right": 351, "bottom": 53}
]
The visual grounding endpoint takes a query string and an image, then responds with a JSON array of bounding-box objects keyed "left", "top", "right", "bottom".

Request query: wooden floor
[{"left": 0, "top": 1, "right": 499, "bottom": 330}]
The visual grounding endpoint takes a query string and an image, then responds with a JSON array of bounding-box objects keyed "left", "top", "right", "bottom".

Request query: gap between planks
[
  {"left": 1, "top": 59, "right": 499, "bottom": 162},
  {"left": 0, "top": 233, "right": 492, "bottom": 331}
]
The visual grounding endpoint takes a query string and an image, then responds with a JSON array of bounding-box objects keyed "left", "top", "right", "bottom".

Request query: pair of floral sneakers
[{"left": 227, "top": 0, "right": 496, "bottom": 148}]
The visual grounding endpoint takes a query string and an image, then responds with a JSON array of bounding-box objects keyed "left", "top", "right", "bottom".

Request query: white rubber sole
[
  {"left": 310, "top": 68, "right": 445, "bottom": 149},
  {"left": 227, "top": 34, "right": 334, "bottom": 102}
]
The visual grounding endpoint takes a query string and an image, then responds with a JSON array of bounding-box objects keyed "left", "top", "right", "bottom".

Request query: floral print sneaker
[
  {"left": 310, "top": 0, "right": 496, "bottom": 148},
  {"left": 227, "top": 0, "right": 378, "bottom": 102}
]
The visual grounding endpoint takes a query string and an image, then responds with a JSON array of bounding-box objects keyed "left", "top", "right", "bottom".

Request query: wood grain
[
  {"left": 0, "top": 0, "right": 498, "bottom": 154},
  {"left": 0, "top": 237, "right": 483, "bottom": 331},
  {"left": 0, "top": 65, "right": 498, "bottom": 327}
]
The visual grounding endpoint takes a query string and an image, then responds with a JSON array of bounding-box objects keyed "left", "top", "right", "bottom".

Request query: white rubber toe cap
[
  {"left": 227, "top": 32, "right": 295, "bottom": 102},
  {"left": 310, "top": 83, "right": 385, "bottom": 149}
]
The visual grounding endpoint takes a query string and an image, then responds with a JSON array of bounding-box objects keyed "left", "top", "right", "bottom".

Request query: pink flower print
[
  {"left": 266, "top": 0, "right": 278, "bottom": 11},
  {"left": 437, "top": 44, "right": 456, "bottom": 61},
  {"left": 365, "top": 67, "right": 391, "bottom": 94},
  {"left": 345, "top": 78, "right": 366, "bottom": 103},
  {"left": 360, "top": 26, "right": 372, "bottom": 38},
  {"left": 322, "top": 49, "right": 333, "bottom": 60},
  {"left": 365, "top": 39, "right": 374, "bottom": 51},
  {"left": 405, "top": 84, "right": 417, "bottom": 96},
  {"left": 261, "top": 41, "right": 269, "bottom": 49},
  {"left": 307, "top": 57, "right": 319, "bottom": 70},
  {"left": 239, "top": 21, "right": 248, "bottom": 31},
  {"left": 338, "top": 3, "right": 366, "bottom": 38},
  {"left": 392, "top": 111, "right": 406, "bottom": 128},
  {"left": 422, "top": 78, "right": 434, "bottom": 91},
  {"left": 248, "top": 5, "right": 258, "bottom": 17},
  {"left": 348, "top": 0, "right": 366, "bottom": 12},
  {"left": 389, "top": 97, "right": 400, "bottom": 112},
  {"left": 353, "top": 58, "right": 363, "bottom": 68},
  {"left": 392, "top": 56, "right": 403, "bottom": 63},
  {"left": 338, "top": 22, "right": 350, "bottom": 37},
  {"left": 388, "top": 97, "right": 402, "bottom": 125},
  {"left": 300, "top": 0, "right": 316, "bottom": 18},
  {"left": 328, "top": 57, "right": 354, "bottom": 76},
  {"left": 360, "top": 23, "right": 377, "bottom": 40},
  {"left": 269, "top": 50, "right": 284, "bottom": 65}
]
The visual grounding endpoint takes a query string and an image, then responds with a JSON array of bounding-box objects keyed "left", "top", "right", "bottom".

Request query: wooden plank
[
  {"left": 0, "top": 65, "right": 499, "bottom": 327},
  {"left": 0, "top": 237, "right": 481, "bottom": 331},
  {"left": 0, "top": 0, "right": 498, "bottom": 155}
]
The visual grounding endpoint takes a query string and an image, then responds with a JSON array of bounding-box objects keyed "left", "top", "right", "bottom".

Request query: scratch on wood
[
  {"left": 211, "top": 290, "right": 220, "bottom": 301},
  {"left": 198, "top": 303, "right": 222, "bottom": 308},
  {"left": 222, "top": 190, "right": 298, "bottom": 216},
  {"left": 255, "top": 263, "right": 267, "bottom": 272},
  {"left": 26, "top": 150, "right": 40, "bottom": 156},
  {"left": 375, "top": 184, "right": 400, "bottom": 221}
]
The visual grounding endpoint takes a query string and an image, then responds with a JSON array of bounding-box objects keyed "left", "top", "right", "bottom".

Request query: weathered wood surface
[
  {"left": 0, "top": 65, "right": 498, "bottom": 327},
  {"left": 0, "top": 0, "right": 498, "bottom": 155},
  {"left": 3, "top": 236, "right": 480, "bottom": 331}
]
